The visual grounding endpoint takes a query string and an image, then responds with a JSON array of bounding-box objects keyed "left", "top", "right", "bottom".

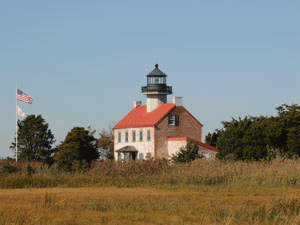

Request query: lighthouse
[
  {"left": 141, "top": 64, "right": 173, "bottom": 112},
  {"left": 113, "top": 64, "right": 218, "bottom": 161}
]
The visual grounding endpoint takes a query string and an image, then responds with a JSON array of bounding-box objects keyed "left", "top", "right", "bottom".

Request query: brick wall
[{"left": 155, "top": 106, "right": 203, "bottom": 159}]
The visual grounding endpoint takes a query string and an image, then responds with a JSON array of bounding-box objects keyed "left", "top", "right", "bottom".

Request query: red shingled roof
[
  {"left": 114, "top": 103, "right": 176, "bottom": 129},
  {"left": 168, "top": 137, "right": 218, "bottom": 152},
  {"left": 196, "top": 141, "right": 218, "bottom": 152}
]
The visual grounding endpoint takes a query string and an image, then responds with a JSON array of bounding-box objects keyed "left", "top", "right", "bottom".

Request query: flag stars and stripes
[{"left": 17, "top": 89, "right": 33, "bottom": 104}]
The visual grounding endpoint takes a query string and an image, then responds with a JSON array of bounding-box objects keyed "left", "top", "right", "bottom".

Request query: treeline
[
  {"left": 10, "top": 115, "right": 114, "bottom": 171},
  {"left": 9, "top": 114, "right": 202, "bottom": 169},
  {"left": 206, "top": 104, "right": 300, "bottom": 161},
  {"left": 11, "top": 103, "right": 300, "bottom": 166}
]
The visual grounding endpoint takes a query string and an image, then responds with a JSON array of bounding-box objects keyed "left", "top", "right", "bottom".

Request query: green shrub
[{"left": 172, "top": 141, "right": 203, "bottom": 163}]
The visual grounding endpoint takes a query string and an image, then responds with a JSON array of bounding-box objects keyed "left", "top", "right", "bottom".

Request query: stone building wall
[
  {"left": 168, "top": 139, "right": 217, "bottom": 160},
  {"left": 114, "top": 127, "right": 155, "bottom": 160},
  {"left": 167, "top": 139, "right": 187, "bottom": 158},
  {"left": 146, "top": 94, "right": 167, "bottom": 112},
  {"left": 198, "top": 146, "right": 217, "bottom": 160}
]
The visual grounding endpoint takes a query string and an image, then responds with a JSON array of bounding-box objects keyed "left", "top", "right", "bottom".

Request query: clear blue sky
[{"left": 1, "top": 0, "right": 299, "bottom": 158}]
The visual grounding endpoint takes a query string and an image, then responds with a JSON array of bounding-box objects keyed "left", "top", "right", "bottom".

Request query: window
[
  {"left": 132, "top": 130, "right": 136, "bottom": 142},
  {"left": 118, "top": 132, "right": 121, "bottom": 143},
  {"left": 139, "top": 153, "right": 143, "bottom": 160},
  {"left": 125, "top": 131, "right": 128, "bottom": 142},
  {"left": 168, "top": 114, "right": 179, "bottom": 126},
  {"left": 147, "top": 130, "right": 151, "bottom": 141},
  {"left": 139, "top": 130, "right": 143, "bottom": 142},
  {"left": 118, "top": 153, "right": 122, "bottom": 161},
  {"left": 148, "top": 77, "right": 166, "bottom": 84}
]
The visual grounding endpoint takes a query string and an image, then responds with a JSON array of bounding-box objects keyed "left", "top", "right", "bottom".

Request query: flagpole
[{"left": 16, "top": 84, "right": 18, "bottom": 162}]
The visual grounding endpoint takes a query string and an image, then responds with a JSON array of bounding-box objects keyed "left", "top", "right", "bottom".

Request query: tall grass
[{"left": 1, "top": 158, "right": 300, "bottom": 189}]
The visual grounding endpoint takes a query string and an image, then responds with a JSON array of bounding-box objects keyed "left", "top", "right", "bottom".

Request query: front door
[
  {"left": 123, "top": 152, "right": 137, "bottom": 161},
  {"left": 131, "top": 152, "right": 137, "bottom": 160}
]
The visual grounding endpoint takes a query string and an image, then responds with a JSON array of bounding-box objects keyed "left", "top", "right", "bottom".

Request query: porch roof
[{"left": 116, "top": 145, "right": 138, "bottom": 152}]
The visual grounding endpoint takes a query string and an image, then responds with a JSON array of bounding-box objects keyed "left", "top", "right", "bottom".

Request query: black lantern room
[{"left": 141, "top": 64, "right": 173, "bottom": 95}]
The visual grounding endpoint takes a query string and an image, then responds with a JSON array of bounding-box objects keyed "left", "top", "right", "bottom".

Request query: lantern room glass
[{"left": 147, "top": 77, "right": 166, "bottom": 85}]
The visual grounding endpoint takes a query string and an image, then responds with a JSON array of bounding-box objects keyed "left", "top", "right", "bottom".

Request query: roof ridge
[{"left": 177, "top": 106, "right": 203, "bottom": 127}]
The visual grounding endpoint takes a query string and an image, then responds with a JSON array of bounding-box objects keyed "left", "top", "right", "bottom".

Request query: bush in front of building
[{"left": 171, "top": 141, "right": 203, "bottom": 163}]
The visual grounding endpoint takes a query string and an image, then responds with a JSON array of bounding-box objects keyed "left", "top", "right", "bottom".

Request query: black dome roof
[{"left": 147, "top": 64, "right": 167, "bottom": 77}]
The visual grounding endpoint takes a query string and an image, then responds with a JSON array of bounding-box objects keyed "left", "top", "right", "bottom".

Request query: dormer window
[{"left": 168, "top": 114, "right": 179, "bottom": 126}]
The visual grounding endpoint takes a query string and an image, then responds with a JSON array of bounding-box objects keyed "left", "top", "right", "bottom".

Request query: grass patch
[{"left": 1, "top": 187, "right": 300, "bottom": 224}]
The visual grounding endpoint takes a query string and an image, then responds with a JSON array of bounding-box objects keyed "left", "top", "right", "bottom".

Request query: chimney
[
  {"left": 134, "top": 101, "right": 142, "bottom": 108},
  {"left": 172, "top": 96, "right": 183, "bottom": 106}
]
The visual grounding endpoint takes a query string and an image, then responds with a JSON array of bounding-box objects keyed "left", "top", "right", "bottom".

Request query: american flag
[{"left": 17, "top": 89, "right": 33, "bottom": 104}]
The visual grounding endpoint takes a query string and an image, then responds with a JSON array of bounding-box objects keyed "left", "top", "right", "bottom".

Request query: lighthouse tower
[{"left": 141, "top": 64, "right": 173, "bottom": 112}]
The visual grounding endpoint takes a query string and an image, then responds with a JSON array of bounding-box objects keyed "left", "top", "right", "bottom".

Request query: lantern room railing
[{"left": 141, "top": 85, "right": 172, "bottom": 94}]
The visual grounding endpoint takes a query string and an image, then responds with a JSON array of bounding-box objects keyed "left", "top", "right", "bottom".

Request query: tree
[
  {"left": 98, "top": 130, "right": 114, "bottom": 160},
  {"left": 276, "top": 104, "right": 300, "bottom": 156},
  {"left": 241, "top": 116, "right": 279, "bottom": 160},
  {"left": 55, "top": 127, "right": 99, "bottom": 171},
  {"left": 98, "top": 129, "right": 114, "bottom": 159},
  {"left": 172, "top": 141, "right": 202, "bottom": 163},
  {"left": 286, "top": 126, "right": 300, "bottom": 156},
  {"left": 216, "top": 116, "right": 281, "bottom": 161},
  {"left": 10, "top": 115, "right": 55, "bottom": 164},
  {"left": 205, "top": 129, "right": 222, "bottom": 147},
  {"left": 98, "top": 122, "right": 117, "bottom": 160},
  {"left": 215, "top": 104, "right": 300, "bottom": 161},
  {"left": 216, "top": 117, "right": 252, "bottom": 160}
]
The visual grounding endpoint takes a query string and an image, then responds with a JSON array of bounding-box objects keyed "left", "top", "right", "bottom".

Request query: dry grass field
[
  {"left": 1, "top": 187, "right": 300, "bottom": 224},
  {"left": 2, "top": 159, "right": 300, "bottom": 224}
]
